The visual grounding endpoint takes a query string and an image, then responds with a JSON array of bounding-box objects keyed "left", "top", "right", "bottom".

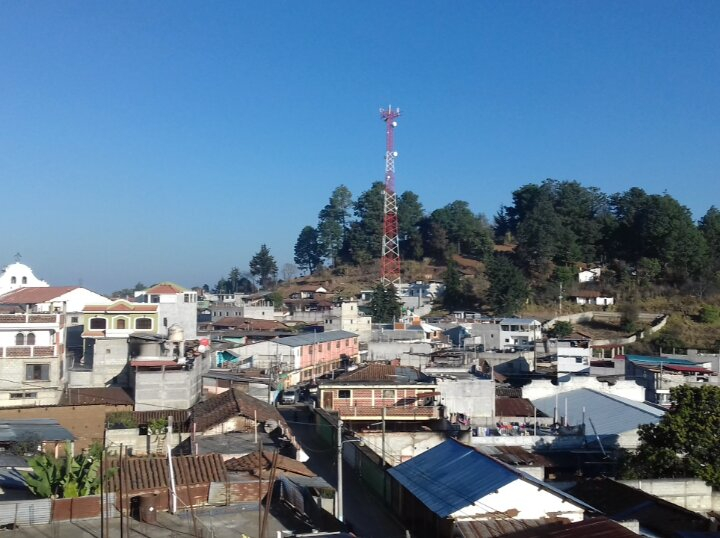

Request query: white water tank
[{"left": 168, "top": 324, "right": 184, "bottom": 342}]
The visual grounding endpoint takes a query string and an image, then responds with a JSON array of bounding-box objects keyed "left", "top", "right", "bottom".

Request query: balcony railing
[
  {"left": 0, "top": 346, "right": 56, "bottom": 358},
  {"left": 335, "top": 404, "right": 439, "bottom": 420},
  {"left": 0, "top": 314, "right": 61, "bottom": 325}
]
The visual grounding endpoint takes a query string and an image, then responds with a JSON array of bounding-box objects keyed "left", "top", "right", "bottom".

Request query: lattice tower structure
[{"left": 380, "top": 106, "right": 401, "bottom": 287}]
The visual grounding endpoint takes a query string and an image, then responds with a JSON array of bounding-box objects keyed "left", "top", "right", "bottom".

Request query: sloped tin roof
[
  {"left": 531, "top": 388, "right": 664, "bottom": 436},
  {"left": 276, "top": 330, "right": 358, "bottom": 347},
  {"left": 388, "top": 439, "right": 518, "bottom": 517}
]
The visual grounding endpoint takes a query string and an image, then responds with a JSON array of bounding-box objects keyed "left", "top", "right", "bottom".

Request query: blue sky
[{"left": 1, "top": 2, "right": 719, "bottom": 293}]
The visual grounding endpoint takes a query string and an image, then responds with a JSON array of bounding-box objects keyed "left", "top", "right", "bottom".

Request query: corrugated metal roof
[
  {"left": 484, "top": 517, "right": 640, "bottom": 538},
  {"left": 0, "top": 419, "right": 74, "bottom": 442},
  {"left": 455, "top": 518, "right": 562, "bottom": 538},
  {"left": 495, "top": 398, "right": 536, "bottom": 417},
  {"left": 531, "top": 389, "right": 664, "bottom": 436},
  {"left": 626, "top": 354, "right": 700, "bottom": 366},
  {"left": 388, "top": 439, "right": 518, "bottom": 518},
  {"left": 275, "top": 330, "right": 358, "bottom": 347}
]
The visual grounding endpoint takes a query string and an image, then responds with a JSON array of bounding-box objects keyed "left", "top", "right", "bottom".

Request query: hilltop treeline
[{"left": 294, "top": 179, "right": 720, "bottom": 313}]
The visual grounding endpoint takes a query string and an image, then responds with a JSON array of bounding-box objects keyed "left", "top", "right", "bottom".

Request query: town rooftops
[
  {"left": 531, "top": 388, "right": 664, "bottom": 436},
  {"left": 0, "top": 286, "right": 79, "bottom": 304},
  {"left": 388, "top": 438, "right": 593, "bottom": 519},
  {"left": 275, "top": 330, "right": 358, "bottom": 347},
  {"left": 322, "top": 363, "right": 434, "bottom": 385},
  {"left": 84, "top": 300, "right": 158, "bottom": 313},
  {"left": 0, "top": 419, "right": 74, "bottom": 443}
]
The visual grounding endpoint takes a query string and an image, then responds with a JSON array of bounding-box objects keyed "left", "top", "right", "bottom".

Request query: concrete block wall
[{"left": 618, "top": 479, "right": 714, "bottom": 513}]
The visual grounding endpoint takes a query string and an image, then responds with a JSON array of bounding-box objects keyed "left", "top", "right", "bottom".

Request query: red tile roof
[
  {"left": 144, "top": 282, "right": 186, "bottom": 294},
  {"left": 191, "top": 388, "right": 286, "bottom": 432},
  {"left": 106, "top": 453, "right": 226, "bottom": 493},
  {"left": 0, "top": 287, "right": 79, "bottom": 305},
  {"left": 497, "top": 517, "right": 639, "bottom": 538},
  {"left": 225, "top": 451, "right": 315, "bottom": 477}
]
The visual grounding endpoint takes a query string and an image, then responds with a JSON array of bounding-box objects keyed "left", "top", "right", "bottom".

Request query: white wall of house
[
  {"left": 557, "top": 343, "right": 592, "bottom": 374},
  {"left": 0, "top": 262, "right": 49, "bottom": 295},
  {"left": 360, "top": 431, "right": 445, "bottom": 466},
  {"left": 226, "top": 341, "right": 299, "bottom": 372},
  {"left": 436, "top": 377, "right": 494, "bottom": 421},
  {"left": 449, "top": 477, "right": 585, "bottom": 522},
  {"left": 578, "top": 268, "right": 602, "bottom": 283},
  {"left": 522, "top": 377, "right": 646, "bottom": 402}
]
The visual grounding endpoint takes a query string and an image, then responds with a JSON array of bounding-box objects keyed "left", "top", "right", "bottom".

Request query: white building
[
  {"left": 134, "top": 282, "right": 198, "bottom": 339},
  {"left": 461, "top": 318, "right": 542, "bottom": 352},
  {"left": 0, "top": 262, "right": 49, "bottom": 296},
  {"left": 555, "top": 337, "right": 593, "bottom": 377},
  {"left": 323, "top": 301, "right": 372, "bottom": 342},
  {"left": 0, "top": 286, "right": 111, "bottom": 407},
  {"left": 578, "top": 267, "right": 602, "bottom": 283}
]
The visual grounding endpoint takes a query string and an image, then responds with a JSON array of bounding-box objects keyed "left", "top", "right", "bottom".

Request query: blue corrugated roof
[
  {"left": 531, "top": 389, "right": 664, "bottom": 436},
  {"left": 388, "top": 439, "right": 517, "bottom": 517},
  {"left": 275, "top": 330, "right": 358, "bottom": 347},
  {"left": 626, "top": 354, "right": 699, "bottom": 366},
  {"left": 0, "top": 419, "right": 74, "bottom": 442}
]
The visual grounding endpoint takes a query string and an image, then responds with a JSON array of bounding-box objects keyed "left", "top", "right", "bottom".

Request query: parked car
[{"left": 281, "top": 388, "right": 298, "bottom": 405}]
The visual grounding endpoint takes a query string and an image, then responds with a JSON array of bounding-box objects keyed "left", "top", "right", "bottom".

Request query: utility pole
[
  {"left": 337, "top": 418, "right": 344, "bottom": 522},
  {"left": 380, "top": 106, "right": 401, "bottom": 287}
]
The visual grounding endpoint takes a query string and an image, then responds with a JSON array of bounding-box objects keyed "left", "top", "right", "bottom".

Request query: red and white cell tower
[{"left": 380, "top": 105, "right": 401, "bottom": 287}]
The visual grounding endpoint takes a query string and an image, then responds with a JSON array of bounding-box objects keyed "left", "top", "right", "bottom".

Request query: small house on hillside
[{"left": 569, "top": 290, "right": 614, "bottom": 306}]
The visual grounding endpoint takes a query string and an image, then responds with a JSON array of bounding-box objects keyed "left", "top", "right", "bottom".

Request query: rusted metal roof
[
  {"left": 225, "top": 451, "right": 316, "bottom": 477},
  {"left": 495, "top": 398, "right": 536, "bottom": 417},
  {"left": 477, "top": 446, "right": 552, "bottom": 468},
  {"left": 106, "top": 453, "right": 226, "bottom": 493},
  {"left": 455, "top": 518, "right": 564, "bottom": 538},
  {"left": 191, "top": 388, "right": 285, "bottom": 431},
  {"left": 60, "top": 387, "right": 134, "bottom": 406},
  {"left": 489, "top": 517, "right": 639, "bottom": 537},
  {"left": 130, "top": 409, "right": 191, "bottom": 432}
]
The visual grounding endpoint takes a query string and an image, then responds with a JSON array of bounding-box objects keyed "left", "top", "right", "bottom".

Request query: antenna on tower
[{"left": 379, "top": 106, "right": 401, "bottom": 287}]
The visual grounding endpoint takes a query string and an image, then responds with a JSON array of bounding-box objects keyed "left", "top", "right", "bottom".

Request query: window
[
  {"left": 15, "top": 333, "right": 24, "bottom": 345},
  {"left": 326, "top": 343, "right": 330, "bottom": 350},
  {"left": 338, "top": 390, "right": 351, "bottom": 399},
  {"left": 71, "top": 316, "right": 79, "bottom": 324},
  {"left": 382, "top": 389, "right": 395, "bottom": 399},
  {"left": 150, "top": 295, "right": 160, "bottom": 303},
  {"left": 575, "top": 357, "right": 583, "bottom": 364},
  {"left": 10, "top": 276, "right": 16, "bottom": 284},
  {"left": 26, "top": 333, "right": 35, "bottom": 345},
  {"left": 116, "top": 319, "right": 126, "bottom": 330},
  {"left": 163, "top": 317, "right": 168, "bottom": 328},
  {"left": 22, "top": 276, "right": 27, "bottom": 284},
  {"left": 89, "top": 318, "right": 107, "bottom": 330},
  {"left": 184, "top": 294, "right": 191, "bottom": 303},
  {"left": 10, "top": 392, "right": 37, "bottom": 399},
  {"left": 135, "top": 318, "right": 152, "bottom": 330},
  {"left": 26, "top": 364, "right": 50, "bottom": 381}
]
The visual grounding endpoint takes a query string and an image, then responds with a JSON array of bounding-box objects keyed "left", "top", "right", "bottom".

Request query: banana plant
[{"left": 22, "top": 445, "right": 106, "bottom": 499}]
